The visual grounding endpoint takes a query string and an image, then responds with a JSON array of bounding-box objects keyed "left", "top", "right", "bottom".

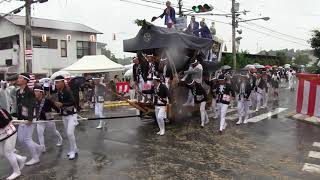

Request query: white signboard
[{"left": 175, "top": 16, "right": 187, "bottom": 30}]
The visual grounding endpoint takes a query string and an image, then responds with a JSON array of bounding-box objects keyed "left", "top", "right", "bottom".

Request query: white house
[{"left": 0, "top": 14, "right": 105, "bottom": 79}]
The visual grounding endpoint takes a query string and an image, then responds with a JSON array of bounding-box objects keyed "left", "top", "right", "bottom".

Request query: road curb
[{"left": 288, "top": 112, "right": 320, "bottom": 126}]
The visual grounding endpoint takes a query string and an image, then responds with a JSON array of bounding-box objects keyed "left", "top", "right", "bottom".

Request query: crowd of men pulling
[
  {"left": 0, "top": 59, "right": 296, "bottom": 179},
  {"left": 0, "top": 73, "right": 109, "bottom": 180},
  {"left": 131, "top": 54, "right": 297, "bottom": 137}
]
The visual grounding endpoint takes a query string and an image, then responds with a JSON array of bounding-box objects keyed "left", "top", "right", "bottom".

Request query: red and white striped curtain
[
  {"left": 296, "top": 73, "right": 320, "bottom": 117},
  {"left": 116, "top": 82, "right": 130, "bottom": 93}
]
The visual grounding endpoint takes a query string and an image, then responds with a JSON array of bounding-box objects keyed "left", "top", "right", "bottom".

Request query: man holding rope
[
  {"left": 142, "top": 76, "right": 169, "bottom": 136},
  {"left": 53, "top": 76, "right": 79, "bottom": 160},
  {"left": 93, "top": 76, "right": 107, "bottom": 129},
  {"left": 34, "top": 84, "right": 63, "bottom": 152},
  {"left": 16, "top": 73, "right": 45, "bottom": 166}
]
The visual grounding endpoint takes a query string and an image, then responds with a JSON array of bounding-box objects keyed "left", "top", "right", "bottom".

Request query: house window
[
  {"left": 5, "top": 59, "right": 12, "bottom": 66},
  {"left": 61, "top": 40, "right": 67, "bottom": 57},
  {"left": 0, "top": 40, "right": 13, "bottom": 50},
  {"left": 76, "top": 41, "right": 90, "bottom": 58},
  {"left": 33, "top": 36, "right": 57, "bottom": 49}
]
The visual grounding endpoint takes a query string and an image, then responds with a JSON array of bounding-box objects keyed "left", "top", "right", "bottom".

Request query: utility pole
[
  {"left": 178, "top": 0, "right": 182, "bottom": 17},
  {"left": 25, "top": 0, "right": 32, "bottom": 73},
  {"left": 231, "top": 0, "right": 237, "bottom": 70}
]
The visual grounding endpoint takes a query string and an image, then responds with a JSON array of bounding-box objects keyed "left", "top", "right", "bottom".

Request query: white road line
[
  {"left": 208, "top": 108, "right": 237, "bottom": 118},
  {"left": 246, "top": 108, "right": 288, "bottom": 123},
  {"left": 225, "top": 110, "right": 255, "bottom": 121},
  {"left": 313, "top": 142, "right": 320, "bottom": 148},
  {"left": 308, "top": 151, "right": 320, "bottom": 159},
  {"left": 302, "top": 163, "right": 320, "bottom": 174}
]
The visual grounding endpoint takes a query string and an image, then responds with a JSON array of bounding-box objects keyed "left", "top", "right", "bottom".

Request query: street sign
[
  {"left": 25, "top": 49, "right": 32, "bottom": 55},
  {"left": 175, "top": 16, "right": 187, "bottom": 30},
  {"left": 25, "top": 49, "right": 32, "bottom": 60}
]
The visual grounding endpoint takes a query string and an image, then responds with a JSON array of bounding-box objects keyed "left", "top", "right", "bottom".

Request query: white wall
[
  {"left": 30, "top": 28, "right": 98, "bottom": 75},
  {"left": 0, "top": 49, "right": 12, "bottom": 66},
  {"left": 0, "top": 20, "right": 23, "bottom": 70},
  {"left": 0, "top": 21, "right": 100, "bottom": 75},
  {"left": 97, "top": 48, "right": 102, "bottom": 55},
  {"left": 0, "top": 20, "right": 22, "bottom": 39}
]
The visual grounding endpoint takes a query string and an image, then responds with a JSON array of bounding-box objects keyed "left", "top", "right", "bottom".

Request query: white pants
[
  {"left": 185, "top": 90, "right": 194, "bottom": 105},
  {"left": 62, "top": 114, "right": 78, "bottom": 154},
  {"left": 288, "top": 79, "right": 293, "bottom": 89},
  {"left": 95, "top": 103, "right": 104, "bottom": 117},
  {"left": 18, "top": 124, "right": 42, "bottom": 160},
  {"left": 256, "top": 92, "right": 263, "bottom": 110},
  {"left": 138, "top": 79, "right": 145, "bottom": 101},
  {"left": 262, "top": 90, "right": 268, "bottom": 106},
  {"left": 95, "top": 103, "right": 105, "bottom": 127},
  {"left": 155, "top": 106, "right": 166, "bottom": 133},
  {"left": 217, "top": 103, "right": 228, "bottom": 131},
  {"left": 129, "top": 89, "right": 135, "bottom": 100},
  {"left": 211, "top": 98, "right": 217, "bottom": 116},
  {"left": 250, "top": 90, "right": 256, "bottom": 107},
  {"left": 165, "top": 77, "right": 170, "bottom": 89},
  {"left": 37, "top": 122, "right": 62, "bottom": 147},
  {"left": 280, "top": 78, "right": 286, "bottom": 88},
  {"left": 0, "top": 133, "right": 24, "bottom": 174},
  {"left": 238, "top": 99, "right": 249, "bottom": 121},
  {"left": 200, "top": 101, "right": 209, "bottom": 126}
]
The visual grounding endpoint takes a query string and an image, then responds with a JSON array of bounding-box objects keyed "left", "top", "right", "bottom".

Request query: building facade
[{"left": 0, "top": 15, "right": 103, "bottom": 79}]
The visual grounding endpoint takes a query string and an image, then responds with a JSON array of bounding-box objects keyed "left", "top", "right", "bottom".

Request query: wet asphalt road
[{"left": 1, "top": 87, "right": 320, "bottom": 180}]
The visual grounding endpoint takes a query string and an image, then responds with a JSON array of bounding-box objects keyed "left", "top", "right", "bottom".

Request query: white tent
[{"left": 63, "top": 55, "right": 124, "bottom": 73}]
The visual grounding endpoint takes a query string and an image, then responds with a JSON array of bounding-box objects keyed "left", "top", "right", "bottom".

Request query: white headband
[
  {"left": 34, "top": 89, "right": 44, "bottom": 92},
  {"left": 19, "top": 75, "right": 30, "bottom": 81}
]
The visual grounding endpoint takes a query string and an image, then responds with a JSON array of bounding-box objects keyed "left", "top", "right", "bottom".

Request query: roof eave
[{"left": 15, "top": 25, "right": 103, "bottom": 34}]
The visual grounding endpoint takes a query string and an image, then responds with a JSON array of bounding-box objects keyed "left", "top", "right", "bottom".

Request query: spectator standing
[{"left": 186, "top": 15, "right": 200, "bottom": 36}]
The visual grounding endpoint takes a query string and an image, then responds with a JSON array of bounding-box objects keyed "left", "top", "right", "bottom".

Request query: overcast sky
[{"left": 1, "top": 0, "right": 319, "bottom": 58}]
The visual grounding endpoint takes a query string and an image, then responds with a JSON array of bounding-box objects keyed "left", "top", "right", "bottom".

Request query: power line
[
  {"left": 138, "top": 0, "right": 192, "bottom": 11},
  {"left": 244, "top": 21, "right": 308, "bottom": 42},
  {"left": 238, "top": 24, "right": 310, "bottom": 47},
  {"left": 183, "top": 2, "right": 309, "bottom": 44},
  {"left": 183, "top": 1, "right": 309, "bottom": 43},
  {"left": 0, "top": 0, "right": 12, "bottom": 4},
  {"left": 138, "top": 0, "right": 165, "bottom": 6},
  {"left": 202, "top": 16, "right": 310, "bottom": 47},
  {"left": 119, "top": 0, "right": 163, "bottom": 10},
  {"left": 118, "top": 0, "right": 310, "bottom": 48}
]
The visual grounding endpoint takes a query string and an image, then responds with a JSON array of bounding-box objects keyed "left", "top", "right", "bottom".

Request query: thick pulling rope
[
  {"left": 106, "top": 87, "right": 148, "bottom": 113},
  {"left": 12, "top": 115, "right": 141, "bottom": 125}
]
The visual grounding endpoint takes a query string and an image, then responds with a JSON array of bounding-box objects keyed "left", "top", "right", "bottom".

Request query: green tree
[
  {"left": 276, "top": 51, "right": 290, "bottom": 66},
  {"left": 101, "top": 47, "right": 118, "bottom": 63},
  {"left": 311, "top": 30, "right": 320, "bottom": 60},
  {"left": 309, "top": 30, "right": 320, "bottom": 73},
  {"left": 294, "top": 54, "right": 311, "bottom": 65}
]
